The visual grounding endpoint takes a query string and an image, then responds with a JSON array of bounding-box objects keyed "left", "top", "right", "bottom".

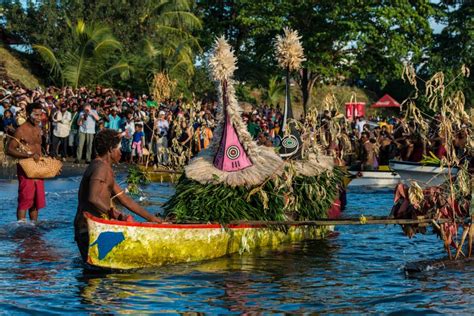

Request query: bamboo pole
[
  {"left": 455, "top": 227, "right": 469, "bottom": 260},
  {"left": 226, "top": 216, "right": 472, "bottom": 227},
  {"left": 469, "top": 221, "right": 474, "bottom": 257}
]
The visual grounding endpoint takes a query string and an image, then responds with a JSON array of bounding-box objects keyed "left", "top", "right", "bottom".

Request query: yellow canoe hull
[{"left": 85, "top": 213, "right": 332, "bottom": 270}]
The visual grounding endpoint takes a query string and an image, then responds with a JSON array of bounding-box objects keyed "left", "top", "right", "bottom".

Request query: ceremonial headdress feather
[{"left": 275, "top": 27, "right": 306, "bottom": 71}]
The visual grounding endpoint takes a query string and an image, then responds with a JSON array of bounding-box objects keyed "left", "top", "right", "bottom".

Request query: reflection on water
[
  {"left": 12, "top": 225, "right": 61, "bottom": 283},
  {"left": 0, "top": 178, "right": 473, "bottom": 313}
]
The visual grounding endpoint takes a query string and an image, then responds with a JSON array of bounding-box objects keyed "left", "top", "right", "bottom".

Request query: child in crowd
[{"left": 131, "top": 123, "right": 145, "bottom": 163}]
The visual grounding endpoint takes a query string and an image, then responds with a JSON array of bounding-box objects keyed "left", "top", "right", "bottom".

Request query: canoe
[
  {"left": 139, "top": 166, "right": 181, "bottom": 183},
  {"left": 389, "top": 160, "right": 459, "bottom": 189},
  {"left": 348, "top": 169, "right": 400, "bottom": 189},
  {"left": 84, "top": 200, "right": 342, "bottom": 270}
]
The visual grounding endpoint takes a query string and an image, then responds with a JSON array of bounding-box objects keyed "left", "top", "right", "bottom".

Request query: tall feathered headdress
[
  {"left": 184, "top": 36, "right": 283, "bottom": 187},
  {"left": 275, "top": 27, "right": 306, "bottom": 72}
]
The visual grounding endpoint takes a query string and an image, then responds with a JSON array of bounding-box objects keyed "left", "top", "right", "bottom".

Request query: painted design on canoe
[
  {"left": 84, "top": 212, "right": 332, "bottom": 270},
  {"left": 89, "top": 231, "right": 125, "bottom": 260}
]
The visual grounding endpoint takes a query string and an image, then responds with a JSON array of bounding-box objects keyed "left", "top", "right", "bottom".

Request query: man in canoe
[
  {"left": 7, "top": 102, "right": 45, "bottom": 222},
  {"left": 74, "top": 129, "right": 162, "bottom": 262}
]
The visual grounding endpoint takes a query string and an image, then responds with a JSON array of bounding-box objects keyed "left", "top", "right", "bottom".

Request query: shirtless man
[
  {"left": 361, "top": 132, "right": 377, "bottom": 170},
  {"left": 74, "top": 129, "right": 161, "bottom": 262},
  {"left": 7, "top": 102, "right": 45, "bottom": 222}
]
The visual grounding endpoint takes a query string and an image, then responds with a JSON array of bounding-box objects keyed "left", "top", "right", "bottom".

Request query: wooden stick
[
  {"left": 469, "top": 223, "right": 474, "bottom": 257},
  {"left": 226, "top": 216, "right": 471, "bottom": 227},
  {"left": 455, "top": 227, "right": 469, "bottom": 260},
  {"left": 439, "top": 226, "right": 452, "bottom": 260}
]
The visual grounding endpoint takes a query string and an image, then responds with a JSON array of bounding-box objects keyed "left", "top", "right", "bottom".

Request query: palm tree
[
  {"left": 264, "top": 76, "right": 286, "bottom": 107},
  {"left": 34, "top": 19, "right": 130, "bottom": 88},
  {"left": 138, "top": 0, "right": 202, "bottom": 91}
]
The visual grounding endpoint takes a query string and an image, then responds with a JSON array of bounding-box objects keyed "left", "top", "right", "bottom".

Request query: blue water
[{"left": 0, "top": 177, "right": 473, "bottom": 314}]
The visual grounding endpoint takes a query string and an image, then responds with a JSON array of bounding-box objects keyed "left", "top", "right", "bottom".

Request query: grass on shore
[{"left": 0, "top": 45, "right": 42, "bottom": 89}]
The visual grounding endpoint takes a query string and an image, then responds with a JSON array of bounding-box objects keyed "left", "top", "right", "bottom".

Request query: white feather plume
[
  {"left": 275, "top": 27, "right": 306, "bottom": 71},
  {"left": 209, "top": 36, "right": 237, "bottom": 82}
]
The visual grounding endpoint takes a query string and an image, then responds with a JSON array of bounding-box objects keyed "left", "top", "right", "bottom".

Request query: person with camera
[{"left": 75, "top": 104, "right": 99, "bottom": 164}]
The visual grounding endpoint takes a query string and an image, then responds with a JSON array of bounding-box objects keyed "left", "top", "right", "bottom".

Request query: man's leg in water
[
  {"left": 17, "top": 209, "right": 27, "bottom": 221},
  {"left": 29, "top": 208, "right": 38, "bottom": 222}
]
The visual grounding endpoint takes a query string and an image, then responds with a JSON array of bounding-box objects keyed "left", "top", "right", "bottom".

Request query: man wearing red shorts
[{"left": 7, "top": 102, "right": 46, "bottom": 222}]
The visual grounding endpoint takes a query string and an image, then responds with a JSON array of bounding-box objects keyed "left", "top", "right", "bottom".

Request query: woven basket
[{"left": 19, "top": 157, "right": 63, "bottom": 179}]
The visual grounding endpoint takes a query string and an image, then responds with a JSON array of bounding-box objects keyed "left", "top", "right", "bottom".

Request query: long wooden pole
[{"left": 226, "top": 216, "right": 472, "bottom": 227}]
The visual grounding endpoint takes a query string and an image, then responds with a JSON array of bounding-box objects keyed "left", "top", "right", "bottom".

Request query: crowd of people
[
  {"left": 1, "top": 79, "right": 472, "bottom": 170},
  {"left": 337, "top": 113, "right": 472, "bottom": 170},
  {"left": 0, "top": 80, "right": 219, "bottom": 166}
]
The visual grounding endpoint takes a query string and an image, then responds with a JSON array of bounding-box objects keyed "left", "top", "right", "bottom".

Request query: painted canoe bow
[{"left": 84, "top": 211, "right": 337, "bottom": 270}]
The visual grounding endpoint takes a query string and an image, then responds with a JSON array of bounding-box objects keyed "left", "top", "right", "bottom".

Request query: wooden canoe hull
[
  {"left": 389, "top": 160, "right": 459, "bottom": 189},
  {"left": 348, "top": 170, "right": 400, "bottom": 189},
  {"left": 84, "top": 213, "right": 334, "bottom": 270},
  {"left": 139, "top": 166, "right": 181, "bottom": 183}
]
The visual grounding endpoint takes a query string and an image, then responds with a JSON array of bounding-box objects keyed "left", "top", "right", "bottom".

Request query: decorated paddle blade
[
  {"left": 278, "top": 128, "right": 302, "bottom": 159},
  {"left": 214, "top": 113, "right": 253, "bottom": 171},
  {"left": 279, "top": 68, "right": 302, "bottom": 159}
]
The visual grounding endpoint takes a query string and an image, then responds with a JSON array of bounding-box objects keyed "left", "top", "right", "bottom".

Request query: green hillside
[{"left": 0, "top": 45, "right": 42, "bottom": 89}]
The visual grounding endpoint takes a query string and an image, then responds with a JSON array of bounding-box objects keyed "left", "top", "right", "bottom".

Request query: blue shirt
[
  {"left": 106, "top": 114, "right": 122, "bottom": 131},
  {"left": 133, "top": 131, "right": 144, "bottom": 143}
]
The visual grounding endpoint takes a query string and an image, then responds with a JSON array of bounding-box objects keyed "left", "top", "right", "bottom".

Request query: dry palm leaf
[{"left": 151, "top": 72, "right": 176, "bottom": 101}]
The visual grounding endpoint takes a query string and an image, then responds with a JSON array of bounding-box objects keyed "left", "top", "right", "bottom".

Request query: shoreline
[{"left": 0, "top": 159, "right": 130, "bottom": 180}]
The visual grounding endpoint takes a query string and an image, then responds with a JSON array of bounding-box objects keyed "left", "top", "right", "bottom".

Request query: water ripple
[{"left": 0, "top": 177, "right": 472, "bottom": 313}]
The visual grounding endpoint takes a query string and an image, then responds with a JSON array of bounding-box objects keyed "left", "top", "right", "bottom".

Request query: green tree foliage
[
  {"left": 422, "top": 0, "right": 473, "bottom": 108},
  {"left": 2, "top": 0, "right": 202, "bottom": 94},
  {"left": 197, "top": 1, "right": 436, "bottom": 115},
  {"left": 90, "top": 0, "right": 203, "bottom": 94},
  {"left": 33, "top": 19, "right": 129, "bottom": 88},
  {"left": 263, "top": 76, "right": 285, "bottom": 107}
]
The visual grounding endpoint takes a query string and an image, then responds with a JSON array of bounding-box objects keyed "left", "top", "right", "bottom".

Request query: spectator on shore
[
  {"left": 2, "top": 109, "right": 16, "bottom": 134},
  {"left": 51, "top": 104, "right": 71, "bottom": 159},
  {"left": 106, "top": 106, "right": 121, "bottom": 131},
  {"left": 194, "top": 121, "right": 213, "bottom": 153},
  {"left": 76, "top": 104, "right": 99, "bottom": 164},
  {"left": 153, "top": 110, "right": 169, "bottom": 165},
  {"left": 132, "top": 123, "right": 145, "bottom": 163},
  {"left": 68, "top": 103, "right": 80, "bottom": 157}
]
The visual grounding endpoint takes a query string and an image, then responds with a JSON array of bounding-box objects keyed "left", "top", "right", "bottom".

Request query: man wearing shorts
[
  {"left": 7, "top": 102, "right": 45, "bottom": 222},
  {"left": 75, "top": 129, "right": 162, "bottom": 262}
]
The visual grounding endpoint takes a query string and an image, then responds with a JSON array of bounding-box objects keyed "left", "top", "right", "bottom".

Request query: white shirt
[
  {"left": 356, "top": 119, "right": 366, "bottom": 135},
  {"left": 123, "top": 120, "right": 135, "bottom": 139},
  {"left": 53, "top": 110, "right": 72, "bottom": 138},
  {"left": 155, "top": 119, "right": 169, "bottom": 137},
  {"left": 78, "top": 110, "right": 98, "bottom": 134}
]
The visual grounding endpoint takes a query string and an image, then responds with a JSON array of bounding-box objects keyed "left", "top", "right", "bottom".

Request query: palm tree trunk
[{"left": 300, "top": 68, "right": 317, "bottom": 118}]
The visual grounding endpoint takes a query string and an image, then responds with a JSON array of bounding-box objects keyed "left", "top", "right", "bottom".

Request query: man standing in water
[
  {"left": 7, "top": 102, "right": 45, "bottom": 222},
  {"left": 74, "top": 129, "right": 162, "bottom": 262}
]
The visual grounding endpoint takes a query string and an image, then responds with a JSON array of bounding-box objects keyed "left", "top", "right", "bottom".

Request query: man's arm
[
  {"left": 112, "top": 181, "right": 162, "bottom": 222},
  {"left": 88, "top": 179, "right": 112, "bottom": 215},
  {"left": 6, "top": 128, "right": 36, "bottom": 160},
  {"left": 87, "top": 166, "right": 115, "bottom": 215},
  {"left": 90, "top": 110, "right": 100, "bottom": 121}
]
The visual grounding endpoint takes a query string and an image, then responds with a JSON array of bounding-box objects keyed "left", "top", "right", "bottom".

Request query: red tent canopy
[{"left": 371, "top": 94, "right": 400, "bottom": 108}]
